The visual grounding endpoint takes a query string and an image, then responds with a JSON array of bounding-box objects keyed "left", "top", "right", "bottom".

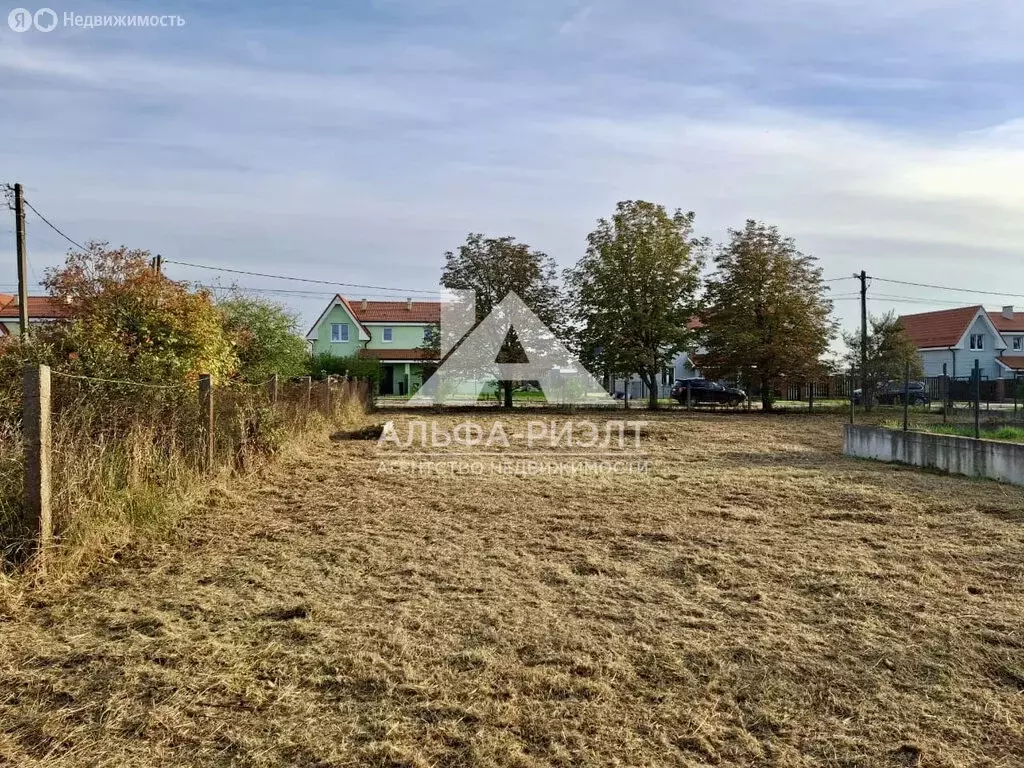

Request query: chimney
[
  {"left": 1003, "top": 305, "right": 1014, "bottom": 320},
  {"left": 407, "top": 297, "right": 412, "bottom": 311},
  {"left": 361, "top": 298, "right": 367, "bottom": 311}
]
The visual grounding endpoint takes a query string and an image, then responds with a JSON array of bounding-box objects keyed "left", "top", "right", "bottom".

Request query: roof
[
  {"left": 305, "top": 294, "right": 440, "bottom": 341},
  {"left": 358, "top": 348, "right": 437, "bottom": 362},
  {"left": 990, "top": 311, "right": 1024, "bottom": 333},
  {"left": 897, "top": 306, "right": 984, "bottom": 348},
  {"left": 0, "top": 296, "right": 73, "bottom": 320},
  {"left": 0, "top": 293, "right": 13, "bottom": 312},
  {"left": 997, "top": 356, "right": 1024, "bottom": 371},
  {"left": 350, "top": 299, "right": 440, "bottom": 324},
  {"left": 687, "top": 317, "right": 704, "bottom": 330}
]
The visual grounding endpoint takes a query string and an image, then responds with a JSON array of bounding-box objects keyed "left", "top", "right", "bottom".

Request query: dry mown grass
[{"left": 0, "top": 411, "right": 1022, "bottom": 767}]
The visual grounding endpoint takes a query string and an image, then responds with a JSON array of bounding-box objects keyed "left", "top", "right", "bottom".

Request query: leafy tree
[
  {"left": 700, "top": 221, "right": 835, "bottom": 411},
  {"left": 440, "top": 233, "right": 562, "bottom": 408},
  {"left": 843, "top": 311, "right": 923, "bottom": 402},
  {"left": 565, "top": 200, "right": 705, "bottom": 410},
  {"left": 218, "top": 294, "right": 309, "bottom": 382},
  {"left": 36, "top": 242, "right": 236, "bottom": 382}
]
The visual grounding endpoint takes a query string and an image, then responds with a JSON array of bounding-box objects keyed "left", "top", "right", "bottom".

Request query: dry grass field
[{"left": 1, "top": 411, "right": 1023, "bottom": 767}]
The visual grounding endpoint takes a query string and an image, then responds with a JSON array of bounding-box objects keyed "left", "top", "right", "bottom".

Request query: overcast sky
[{"left": 2, "top": 0, "right": 1024, "bottom": 339}]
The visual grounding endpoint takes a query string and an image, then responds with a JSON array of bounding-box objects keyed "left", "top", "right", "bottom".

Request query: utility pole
[
  {"left": 855, "top": 270, "right": 868, "bottom": 407},
  {"left": 150, "top": 254, "right": 163, "bottom": 274},
  {"left": 14, "top": 183, "right": 29, "bottom": 339}
]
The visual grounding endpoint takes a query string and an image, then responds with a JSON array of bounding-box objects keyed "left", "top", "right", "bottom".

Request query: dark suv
[
  {"left": 852, "top": 381, "right": 930, "bottom": 406},
  {"left": 670, "top": 379, "right": 746, "bottom": 406}
]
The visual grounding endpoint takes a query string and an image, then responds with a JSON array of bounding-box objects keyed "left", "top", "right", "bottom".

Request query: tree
[
  {"left": 440, "top": 234, "right": 562, "bottom": 408},
  {"left": 700, "top": 221, "right": 835, "bottom": 411},
  {"left": 565, "top": 200, "right": 705, "bottom": 410},
  {"left": 843, "top": 311, "right": 922, "bottom": 401},
  {"left": 218, "top": 294, "right": 309, "bottom": 382},
  {"left": 35, "top": 242, "right": 237, "bottom": 383}
]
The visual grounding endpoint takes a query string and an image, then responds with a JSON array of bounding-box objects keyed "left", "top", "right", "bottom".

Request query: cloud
[{"left": 1, "top": 0, "right": 1022, "bottom": 337}]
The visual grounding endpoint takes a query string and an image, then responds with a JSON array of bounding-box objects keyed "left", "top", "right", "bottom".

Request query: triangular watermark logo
[{"left": 407, "top": 290, "right": 614, "bottom": 406}]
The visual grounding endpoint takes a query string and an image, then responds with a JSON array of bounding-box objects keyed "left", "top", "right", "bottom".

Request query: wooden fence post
[
  {"left": 23, "top": 363, "right": 52, "bottom": 562},
  {"left": 327, "top": 375, "right": 334, "bottom": 415},
  {"left": 305, "top": 376, "right": 312, "bottom": 410},
  {"left": 808, "top": 381, "right": 814, "bottom": 413},
  {"left": 267, "top": 373, "right": 278, "bottom": 406},
  {"left": 199, "top": 374, "right": 213, "bottom": 472}
]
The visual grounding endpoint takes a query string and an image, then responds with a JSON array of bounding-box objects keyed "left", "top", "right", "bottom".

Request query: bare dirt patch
[{"left": 1, "top": 412, "right": 1022, "bottom": 766}]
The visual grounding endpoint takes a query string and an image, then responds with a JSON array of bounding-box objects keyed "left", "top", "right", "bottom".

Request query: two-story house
[
  {"left": 898, "top": 305, "right": 1024, "bottom": 381},
  {"left": 305, "top": 295, "right": 440, "bottom": 395}
]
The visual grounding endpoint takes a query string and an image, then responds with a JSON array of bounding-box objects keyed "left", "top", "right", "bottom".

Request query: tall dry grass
[{"left": 0, "top": 373, "right": 369, "bottom": 582}]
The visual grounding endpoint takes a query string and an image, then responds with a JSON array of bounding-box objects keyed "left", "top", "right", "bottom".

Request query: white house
[
  {"left": 899, "top": 305, "right": 1024, "bottom": 380},
  {"left": 611, "top": 318, "right": 705, "bottom": 399}
]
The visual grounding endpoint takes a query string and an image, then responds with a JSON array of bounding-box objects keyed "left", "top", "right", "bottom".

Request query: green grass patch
[{"left": 923, "top": 423, "right": 1024, "bottom": 443}]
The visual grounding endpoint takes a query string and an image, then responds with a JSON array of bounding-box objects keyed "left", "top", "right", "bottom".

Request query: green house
[{"left": 305, "top": 295, "right": 439, "bottom": 395}]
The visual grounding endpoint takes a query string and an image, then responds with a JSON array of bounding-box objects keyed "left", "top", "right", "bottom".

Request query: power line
[
  {"left": 21, "top": 198, "right": 89, "bottom": 251},
  {"left": 833, "top": 292, "right": 995, "bottom": 306},
  {"left": 20, "top": 192, "right": 1023, "bottom": 307},
  {"left": 869, "top": 276, "right": 1024, "bottom": 301},
  {"left": 192, "top": 282, "right": 436, "bottom": 301},
  {"left": 15, "top": 197, "right": 445, "bottom": 297},
  {"left": 163, "top": 259, "right": 443, "bottom": 295}
]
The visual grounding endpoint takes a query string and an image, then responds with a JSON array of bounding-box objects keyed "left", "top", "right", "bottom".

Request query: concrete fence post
[
  {"left": 199, "top": 373, "right": 214, "bottom": 472},
  {"left": 267, "top": 373, "right": 278, "bottom": 406},
  {"left": 23, "top": 363, "right": 52, "bottom": 563}
]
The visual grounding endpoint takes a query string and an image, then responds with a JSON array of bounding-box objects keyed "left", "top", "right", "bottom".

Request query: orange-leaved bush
[{"left": 33, "top": 242, "right": 237, "bottom": 384}]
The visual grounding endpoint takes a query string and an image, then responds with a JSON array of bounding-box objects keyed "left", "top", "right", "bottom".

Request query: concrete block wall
[{"left": 843, "top": 425, "right": 1024, "bottom": 486}]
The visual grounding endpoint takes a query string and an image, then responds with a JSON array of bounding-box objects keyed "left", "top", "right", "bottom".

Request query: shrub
[
  {"left": 35, "top": 242, "right": 237, "bottom": 383},
  {"left": 218, "top": 294, "right": 309, "bottom": 383},
  {"left": 308, "top": 352, "right": 381, "bottom": 382}
]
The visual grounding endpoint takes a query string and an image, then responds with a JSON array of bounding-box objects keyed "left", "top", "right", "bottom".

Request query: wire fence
[
  {"left": 0, "top": 368, "right": 371, "bottom": 568},
  {"left": 751, "top": 374, "right": 1024, "bottom": 414}
]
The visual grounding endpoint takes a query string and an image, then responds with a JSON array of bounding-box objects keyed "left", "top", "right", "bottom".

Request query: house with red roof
[
  {"left": 898, "top": 305, "right": 1024, "bottom": 380},
  {"left": 0, "top": 295, "right": 73, "bottom": 338},
  {"left": 305, "top": 295, "right": 440, "bottom": 395}
]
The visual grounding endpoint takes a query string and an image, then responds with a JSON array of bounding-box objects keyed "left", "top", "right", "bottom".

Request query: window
[
  {"left": 382, "top": 327, "right": 393, "bottom": 343},
  {"left": 970, "top": 333, "right": 984, "bottom": 351},
  {"left": 331, "top": 323, "right": 349, "bottom": 343},
  {"left": 1014, "top": 337, "right": 1023, "bottom": 351}
]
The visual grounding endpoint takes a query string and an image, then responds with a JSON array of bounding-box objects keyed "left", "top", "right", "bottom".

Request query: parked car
[
  {"left": 852, "top": 381, "right": 930, "bottom": 406},
  {"left": 670, "top": 379, "right": 746, "bottom": 406}
]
